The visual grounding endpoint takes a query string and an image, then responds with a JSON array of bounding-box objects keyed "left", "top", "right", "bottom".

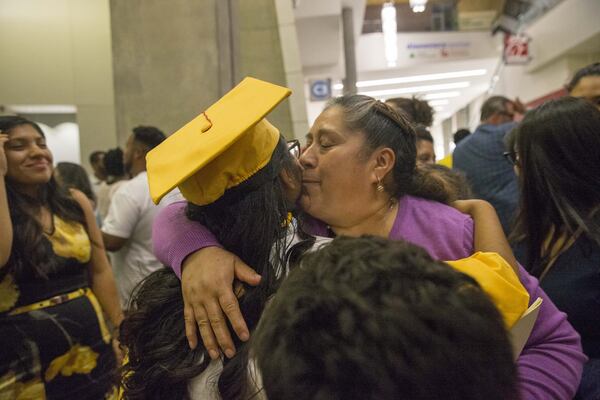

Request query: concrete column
[
  {"left": 236, "top": 0, "right": 294, "bottom": 138},
  {"left": 342, "top": 7, "right": 357, "bottom": 95},
  {"left": 110, "top": 0, "right": 296, "bottom": 141},
  {"left": 441, "top": 118, "right": 453, "bottom": 152},
  {"left": 274, "top": 0, "right": 309, "bottom": 139},
  {"left": 110, "top": 0, "right": 221, "bottom": 142}
]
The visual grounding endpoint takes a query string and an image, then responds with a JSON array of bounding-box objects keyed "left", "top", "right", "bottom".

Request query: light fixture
[
  {"left": 423, "top": 91, "right": 461, "bottom": 100},
  {"left": 381, "top": 2, "right": 397, "bottom": 67},
  {"left": 409, "top": 0, "right": 427, "bottom": 13},
  {"left": 6, "top": 104, "right": 77, "bottom": 114},
  {"left": 428, "top": 99, "right": 449, "bottom": 106},
  {"left": 360, "top": 81, "right": 470, "bottom": 98},
  {"left": 356, "top": 69, "right": 487, "bottom": 88}
]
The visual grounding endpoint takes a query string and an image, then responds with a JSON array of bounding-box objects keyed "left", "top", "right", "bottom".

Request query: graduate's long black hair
[{"left": 120, "top": 138, "right": 297, "bottom": 400}]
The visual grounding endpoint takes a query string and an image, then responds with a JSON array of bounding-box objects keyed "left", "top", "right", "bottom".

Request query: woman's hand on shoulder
[{"left": 181, "top": 246, "right": 261, "bottom": 359}]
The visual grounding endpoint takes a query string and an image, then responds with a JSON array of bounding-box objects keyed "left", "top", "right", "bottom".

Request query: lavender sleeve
[
  {"left": 516, "top": 265, "right": 586, "bottom": 399},
  {"left": 152, "top": 201, "right": 222, "bottom": 278},
  {"left": 390, "top": 197, "right": 585, "bottom": 398}
]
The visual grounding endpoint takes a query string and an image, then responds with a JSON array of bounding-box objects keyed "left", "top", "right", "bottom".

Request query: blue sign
[{"left": 309, "top": 79, "right": 332, "bottom": 101}]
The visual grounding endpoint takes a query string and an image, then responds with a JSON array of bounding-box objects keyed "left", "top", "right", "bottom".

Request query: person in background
[
  {"left": 411, "top": 163, "right": 472, "bottom": 203},
  {"left": 385, "top": 97, "right": 436, "bottom": 165},
  {"left": 414, "top": 125, "right": 435, "bottom": 165},
  {"left": 453, "top": 96, "right": 524, "bottom": 235},
  {"left": 0, "top": 116, "right": 123, "bottom": 399},
  {"left": 89, "top": 150, "right": 107, "bottom": 195},
  {"left": 101, "top": 126, "right": 178, "bottom": 308},
  {"left": 386, "top": 96, "right": 434, "bottom": 127},
  {"left": 507, "top": 97, "right": 600, "bottom": 399},
  {"left": 54, "top": 161, "right": 96, "bottom": 208},
  {"left": 253, "top": 236, "right": 518, "bottom": 400},
  {"left": 438, "top": 128, "right": 471, "bottom": 168},
  {"left": 453, "top": 128, "right": 471, "bottom": 145},
  {"left": 96, "top": 148, "right": 128, "bottom": 224},
  {"left": 567, "top": 62, "right": 600, "bottom": 110}
]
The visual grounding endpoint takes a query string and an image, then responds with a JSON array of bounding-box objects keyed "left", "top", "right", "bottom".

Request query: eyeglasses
[
  {"left": 287, "top": 139, "right": 301, "bottom": 159},
  {"left": 503, "top": 151, "right": 519, "bottom": 166}
]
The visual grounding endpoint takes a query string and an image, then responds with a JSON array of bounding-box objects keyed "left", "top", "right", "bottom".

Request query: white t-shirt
[
  {"left": 90, "top": 174, "right": 105, "bottom": 195},
  {"left": 96, "top": 179, "right": 127, "bottom": 223},
  {"left": 102, "top": 171, "right": 182, "bottom": 307}
]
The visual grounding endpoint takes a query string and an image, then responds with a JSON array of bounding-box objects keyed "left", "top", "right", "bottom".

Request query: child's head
[{"left": 253, "top": 236, "right": 517, "bottom": 400}]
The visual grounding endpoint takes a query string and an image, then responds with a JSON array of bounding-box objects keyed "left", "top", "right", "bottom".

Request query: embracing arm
[
  {"left": 452, "top": 199, "right": 585, "bottom": 398},
  {"left": 0, "top": 134, "right": 13, "bottom": 268},
  {"left": 453, "top": 199, "right": 518, "bottom": 273},
  {"left": 152, "top": 201, "right": 260, "bottom": 357},
  {"left": 0, "top": 176, "right": 12, "bottom": 268},
  {"left": 517, "top": 266, "right": 586, "bottom": 399},
  {"left": 72, "top": 190, "right": 123, "bottom": 329},
  {"left": 152, "top": 201, "right": 222, "bottom": 278}
]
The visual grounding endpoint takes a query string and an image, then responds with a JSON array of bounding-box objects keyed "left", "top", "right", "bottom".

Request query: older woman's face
[
  {"left": 299, "top": 106, "right": 378, "bottom": 226},
  {"left": 5, "top": 124, "right": 53, "bottom": 186}
]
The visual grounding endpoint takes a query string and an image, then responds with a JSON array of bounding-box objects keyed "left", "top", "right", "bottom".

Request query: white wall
[
  {"left": 39, "top": 123, "right": 81, "bottom": 164},
  {"left": 525, "top": 0, "right": 600, "bottom": 72}
]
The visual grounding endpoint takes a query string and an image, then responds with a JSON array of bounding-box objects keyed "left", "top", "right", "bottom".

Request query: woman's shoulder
[
  {"left": 400, "top": 195, "right": 472, "bottom": 224},
  {"left": 394, "top": 195, "right": 474, "bottom": 259}
]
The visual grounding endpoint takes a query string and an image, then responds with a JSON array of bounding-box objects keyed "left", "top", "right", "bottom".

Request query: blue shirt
[{"left": 453, "top": 122, "right": 519, "bottom": 234}]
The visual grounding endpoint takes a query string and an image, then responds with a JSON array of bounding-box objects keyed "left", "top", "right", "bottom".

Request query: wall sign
[
  {"left": 504, "top": 34, "right": 531, "bottom": 65},
  {"left": 309, "top": 79, "right": 332, "bottom": 101}
]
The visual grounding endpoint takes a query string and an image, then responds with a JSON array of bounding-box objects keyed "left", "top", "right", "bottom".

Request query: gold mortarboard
[{"left": 146, "top": 77, "right": 291, "bottom": 205}]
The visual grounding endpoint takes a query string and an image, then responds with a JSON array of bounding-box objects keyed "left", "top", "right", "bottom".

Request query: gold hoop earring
[{"left": 376, "top": 176, "right": 384, "bottom": 192}]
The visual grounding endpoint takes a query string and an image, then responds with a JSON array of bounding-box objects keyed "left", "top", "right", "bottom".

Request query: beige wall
[
  {"left": 109, "top": 0, "right": 300, "bottom": 142},
  {"left": 109, "top": 0, "right": 221, "bottom": 143},
  {"left": 1, "top": 0, "right": 303, "bottom": 162},
  {"left": 0, "top": 0, "right": 117, "bottom": 169}
]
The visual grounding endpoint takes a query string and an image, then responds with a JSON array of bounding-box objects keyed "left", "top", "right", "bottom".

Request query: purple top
[{"left": 152, "top": 196, "right": 585, "bottom": 399}]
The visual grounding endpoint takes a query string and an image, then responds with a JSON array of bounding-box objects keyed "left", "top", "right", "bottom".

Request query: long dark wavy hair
[
  {"left": 509, "top": 97, "right": 600, "bottom": 276},
  {"left": 120, "top": 138, "right": 296, "bottom": 400},
  {"left": 0, "top": 116, "right": 86, "bottom": 279}
]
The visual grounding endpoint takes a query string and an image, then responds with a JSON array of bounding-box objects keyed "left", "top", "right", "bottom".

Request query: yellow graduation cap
[
  {"left": 147, "top": 77, "right": 291, "bottom": 205},
  {"left": 446, "top": 252, "right": 530, "bottom": 329}
]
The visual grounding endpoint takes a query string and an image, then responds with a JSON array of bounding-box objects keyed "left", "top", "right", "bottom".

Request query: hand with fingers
[{"left": 181, "top": 246, "right": 261, "bottom": 360}]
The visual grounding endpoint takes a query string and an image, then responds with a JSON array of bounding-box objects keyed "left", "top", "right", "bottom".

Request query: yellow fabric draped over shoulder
[
  {"left": 446, "top": 252, "right": 529, "bottom": 329},
  {"left": 45, "top": 215, "right": 92, "bottom": 264}
]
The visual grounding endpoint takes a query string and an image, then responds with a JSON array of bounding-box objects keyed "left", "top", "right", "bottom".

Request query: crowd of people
[{"left": 0, "top": 62, "right": 598, "bottom": 399}]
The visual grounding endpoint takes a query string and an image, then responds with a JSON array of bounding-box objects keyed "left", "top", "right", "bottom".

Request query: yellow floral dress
[{"left": 0, "top": 215, "right": 117, "bottom": 399}]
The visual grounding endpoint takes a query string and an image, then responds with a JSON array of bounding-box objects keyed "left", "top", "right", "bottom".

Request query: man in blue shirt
[{"left": 453, "top": 96, "right": 523, "bottom": 235}]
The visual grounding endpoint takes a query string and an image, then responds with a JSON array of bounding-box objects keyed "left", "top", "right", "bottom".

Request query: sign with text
[
  {"left": 407, "top": 41, "right": 471, "bottom": 60},
  {"left": 504, "top": 34, "right": 531, "bottom": 65}
]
